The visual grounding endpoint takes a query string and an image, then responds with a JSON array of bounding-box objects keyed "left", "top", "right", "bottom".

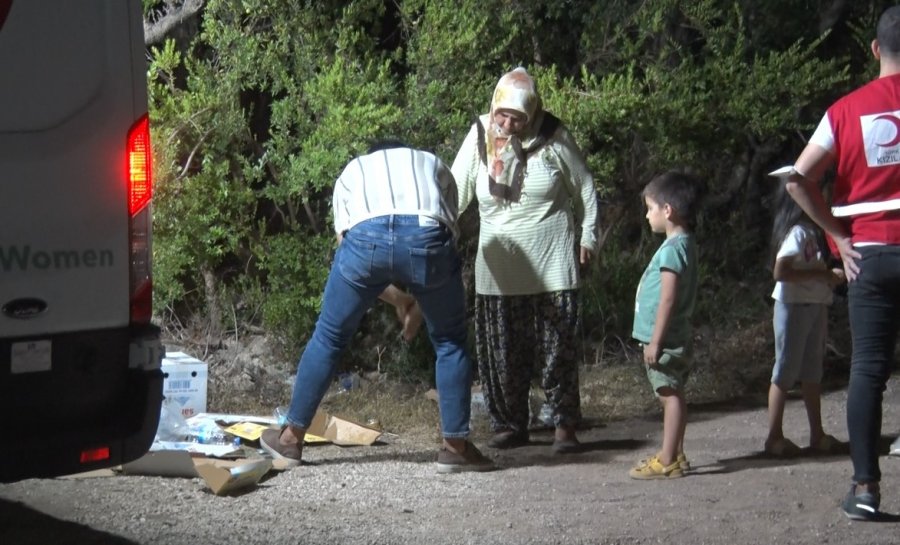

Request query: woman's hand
[{"left": 579, "top": 246, "right": 593, "bottom": 266}]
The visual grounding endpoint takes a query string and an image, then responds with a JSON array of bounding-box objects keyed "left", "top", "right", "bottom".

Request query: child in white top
[{"left": 765, "top": 181, "right": 845, "bottom": 456}]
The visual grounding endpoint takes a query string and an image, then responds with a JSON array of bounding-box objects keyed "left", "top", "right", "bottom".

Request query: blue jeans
[
  {"left": 846, "top": 245, "right": 900, "bottom": 483},
  {"left": 286, "top": 215, "right": 472, "bottom": 438}
]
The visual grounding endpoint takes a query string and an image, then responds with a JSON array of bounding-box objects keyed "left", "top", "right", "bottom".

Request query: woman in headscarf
[{"left": 451, "top": 67, "right": 599, "bottom": 453}]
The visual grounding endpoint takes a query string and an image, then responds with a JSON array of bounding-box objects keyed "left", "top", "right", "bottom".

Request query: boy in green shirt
[{"left": 630, "top": 171, "right": 702, "bottom": 479}]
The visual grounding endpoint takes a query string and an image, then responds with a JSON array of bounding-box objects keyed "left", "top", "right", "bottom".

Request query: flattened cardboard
[
  {"left": 122, "top": 450, "right": 273, "bottom": 495},
  {"left": 122, "top": 449, "right": 199, "bottom": 478},
  {"left": 192, "top": 412, "right": 276, "bottom": 425},
  {"left": 150, "top": 440, "right": 241, "bottom": 458},
  {"left": 216, "top": 409, "right": 379, "bottom": 446},
  {"left": 306, "top": 408, "right": 382, "bottom": 446},
  {"left": 194, "top": 458, "right": 272, "bottom": 495},
  {"left": 224, "top": 422, "right": 269, "bottom": 441}
]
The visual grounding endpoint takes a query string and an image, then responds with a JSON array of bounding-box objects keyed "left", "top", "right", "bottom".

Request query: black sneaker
[
  {"left": 260, "top": 427, "right": 302, "bottom": 468},
  {"left": 436, "top": 442, "right": 496, "bottom": 474},
  {"left": 841, "top": 484, "right": 881, "bottom": 521}
]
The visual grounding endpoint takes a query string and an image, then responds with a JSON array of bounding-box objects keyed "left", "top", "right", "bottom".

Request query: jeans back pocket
[
  {"left": 409, "top": 239, "right": 456, "bottom": 289},
  {"left": 338, "top": 235, "right": 377, "bottom": 285}
]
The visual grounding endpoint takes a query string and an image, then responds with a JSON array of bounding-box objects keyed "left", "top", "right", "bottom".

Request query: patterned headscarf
[
  {"left": 490, "top": 67, "right": 540, "bottom": 125},
  {"left": 486, "top": 67, "right": 543, "bottom": 203}
]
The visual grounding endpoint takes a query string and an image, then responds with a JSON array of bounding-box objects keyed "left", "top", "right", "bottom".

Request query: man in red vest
[{"left": 786, "top": 5, "right": 900, "bottom": 522}]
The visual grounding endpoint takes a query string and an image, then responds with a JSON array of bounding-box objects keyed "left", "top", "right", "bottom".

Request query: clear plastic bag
[{"left": 155, "top": 397, "right": 192, "bottom": 442}]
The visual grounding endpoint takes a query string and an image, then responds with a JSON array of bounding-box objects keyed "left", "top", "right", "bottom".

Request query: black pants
[{"left": 846, "top": 245, "right": 900, "bottom": 483}]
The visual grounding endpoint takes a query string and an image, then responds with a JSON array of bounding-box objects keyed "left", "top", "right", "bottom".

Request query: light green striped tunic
[{"left": 451, "top": 115, "right": 599, "bottom": 296}]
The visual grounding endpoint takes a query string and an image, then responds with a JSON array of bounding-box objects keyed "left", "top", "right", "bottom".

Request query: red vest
[{"left": 826, "top": 73, "right": 900, "bottom": 245}]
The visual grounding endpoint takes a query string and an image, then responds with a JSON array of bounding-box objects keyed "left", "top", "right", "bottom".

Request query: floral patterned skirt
[{"left": 474, "top": 290, "right": 582, "bottom": 433}]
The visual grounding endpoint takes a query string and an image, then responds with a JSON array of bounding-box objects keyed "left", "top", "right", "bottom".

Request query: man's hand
[
  {"left": 380, "top": 285, "right": 423, "bottom": 342},
  {"left": 833, "top": 235, "right": 862, "bottom": 281}
]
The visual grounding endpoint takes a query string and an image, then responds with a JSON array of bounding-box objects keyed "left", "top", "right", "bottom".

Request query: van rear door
[{"left": 0, "top": 0, "right": 163, "bottom": 482}]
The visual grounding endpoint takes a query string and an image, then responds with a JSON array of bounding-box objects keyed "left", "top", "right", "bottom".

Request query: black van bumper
[{"left": 0, "top": 325, "right": 164, "bottom": 483}]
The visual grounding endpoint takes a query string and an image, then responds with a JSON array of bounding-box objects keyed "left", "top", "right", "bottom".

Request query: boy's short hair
[
  {"left": 877, "top": 6, "right": 900, "bottom": 56},
  {"left": 642, "top": 171, "right": 705, "bottom": 228}
]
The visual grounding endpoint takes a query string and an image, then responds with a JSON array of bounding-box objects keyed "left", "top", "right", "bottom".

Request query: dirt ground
[{"left": 2, "top": 373, "right": 900, "bottom": 544}]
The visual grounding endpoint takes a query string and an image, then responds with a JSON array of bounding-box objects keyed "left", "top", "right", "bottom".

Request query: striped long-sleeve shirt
[
  {"left": 332, "top": 147, "right": 459, "bottom": 236},
  {"left": 451, "top": 116, "right": 599, "bottom": 296}
]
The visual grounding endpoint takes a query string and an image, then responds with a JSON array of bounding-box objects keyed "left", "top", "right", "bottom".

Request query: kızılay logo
[{"left": 0, "top": 1, "right": 12, "bottom": 32}]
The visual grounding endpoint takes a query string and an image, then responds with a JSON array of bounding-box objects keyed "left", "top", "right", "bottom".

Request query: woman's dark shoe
[
  {"left": 551, "top": 437, "right": 581, "bottom": 454},
  {"left": 552, "top": 426, "right": 581, "bottom": 454},
  {"left": 487, "top": 430, "right": 529, "bottom": 449}
]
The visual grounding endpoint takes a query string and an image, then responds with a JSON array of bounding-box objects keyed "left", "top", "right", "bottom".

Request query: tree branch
[
  {"left": 144, "top": 0, "right": 205, "bottom": 46},
  {"left": 818, "top": 0, "right": 849, "bottom": 35},
  {"left": 178, "top": 127, "right": 213, "bottom": 178}
]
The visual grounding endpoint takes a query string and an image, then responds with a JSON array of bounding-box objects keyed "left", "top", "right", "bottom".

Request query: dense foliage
[{"left": 143, "top": 0, "right": 892, "bottom": 380}]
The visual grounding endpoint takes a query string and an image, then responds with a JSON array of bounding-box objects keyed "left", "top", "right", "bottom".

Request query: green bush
[{"left": 145, "top": 0, "right": 889, "bottom": 381}]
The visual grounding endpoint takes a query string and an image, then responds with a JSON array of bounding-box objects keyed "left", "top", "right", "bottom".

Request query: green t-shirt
[{"left": 632, "top": 233, "right": 698, "bottom": 347}]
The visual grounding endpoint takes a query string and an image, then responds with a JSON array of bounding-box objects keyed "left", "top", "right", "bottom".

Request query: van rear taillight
[
  {"left": 0, "top": 1, "right": 13, "bottom": 32},
  {"left": 80, "top": 446, "right": 110, "bottom": 464},
  {"left": 128, "top": 115, "right": 152, "bottom": 215},
  {"left": 128, "top": 115, "right": 153, "bottom": 325}
]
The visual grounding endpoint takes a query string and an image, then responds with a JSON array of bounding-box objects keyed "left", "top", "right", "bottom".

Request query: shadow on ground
[
  {"left": 0, "top": 498, "right": 138, "bottom": 545},
  {"left": 702, "top": 434, "right": 898, "bottom": 477}
]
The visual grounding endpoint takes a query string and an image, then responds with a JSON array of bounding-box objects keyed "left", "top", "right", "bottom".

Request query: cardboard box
[
  {"left": 122, "top": 450, "right": 273, "bottom": 495},
  {"left": 162, "top": 351, "right": 208, "bottom": 418}
]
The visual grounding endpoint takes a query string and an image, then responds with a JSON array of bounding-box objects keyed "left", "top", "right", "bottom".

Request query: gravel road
[{"left": 3, "top": 377, "right": 900, "bottom": 545}]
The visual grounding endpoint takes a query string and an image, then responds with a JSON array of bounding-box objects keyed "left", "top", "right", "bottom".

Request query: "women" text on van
[{"left": 0, "top": 245, "right": 114, "bottom": 272}]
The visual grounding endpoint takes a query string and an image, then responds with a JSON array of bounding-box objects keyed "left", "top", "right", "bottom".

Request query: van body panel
[
  {"left": 1, "top": 1, "right": 134, "bottom": 337},
  {"left": 0, "top": 0, "right": 163, "bottom": 482},
  {"left": 0, "top": 1, "right": 106, "bottom": 132}
]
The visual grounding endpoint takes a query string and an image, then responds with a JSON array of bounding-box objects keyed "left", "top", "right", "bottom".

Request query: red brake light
[
  {"left": 128, "top": 114, "right": 154, "bottom": 324},
  {"left": 80, "top": 446, "right": 111, "bottom": 464},
  {"left": 0, "top": 1, "right": 13, "bottom": 32},
  {"left": 128, "top": 115, "right": 152, "bottom": 215}
]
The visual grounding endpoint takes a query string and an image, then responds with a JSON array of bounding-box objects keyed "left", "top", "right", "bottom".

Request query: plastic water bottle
[
  {"left": 470, "top": 391, "right": 487, "bottom": 416},
  {"left": 273, "top": 406, "right": 289, "bottom": 427},
  {"left": 528, "top": 390, "right": 555, "bottom": 428},
  {"left": 192, "top": 422, "right": 240, "bottom": 446},
  {"left": 538, "top": 402, "right": 555, "bottom": 427},
  {"left": 337, "top": 372, "right": 360, "bottom": 393}
]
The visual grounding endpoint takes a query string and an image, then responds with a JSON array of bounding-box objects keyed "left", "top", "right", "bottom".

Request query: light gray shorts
[
  {"left": 645, "top": 345, "right": 692, "bottom": 394},
  {"left": 771, "top": 301, "right": 827, "bottom": 389}
]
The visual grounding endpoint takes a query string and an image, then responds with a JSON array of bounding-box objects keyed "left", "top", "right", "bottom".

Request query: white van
[{"left": 0, "top": 0, "right": 164, "bottom": 481}]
